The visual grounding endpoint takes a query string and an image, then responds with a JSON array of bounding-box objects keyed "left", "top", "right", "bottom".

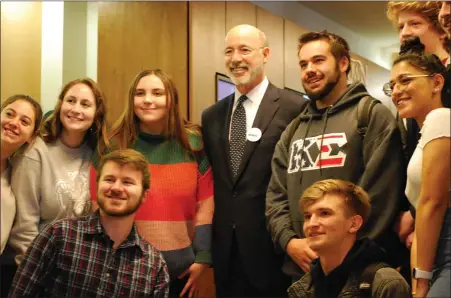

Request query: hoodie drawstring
[
  {"left": 299, "top": 115, "right": 314, "bottom": 186},
  {"left": 318, "top": 106, "right": 332, "bottom": 175}
]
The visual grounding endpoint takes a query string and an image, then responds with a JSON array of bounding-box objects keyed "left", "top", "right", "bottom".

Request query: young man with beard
[
  {"left": 201, "top": 24, "right": 307, "bottom": 297},
  {"left": 287, "top": 179, "right": 411, "bottom": 298},
  {"left": 266, "top": 31, "right": 406, "bottom": 282},
  {"left": 8, "top": 149, "right": 169, "bottom": 298}
]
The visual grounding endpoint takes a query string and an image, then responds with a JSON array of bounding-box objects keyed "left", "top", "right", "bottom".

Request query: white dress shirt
[{"left": 229, "top": 77, "right": 269, "bottom": 139}]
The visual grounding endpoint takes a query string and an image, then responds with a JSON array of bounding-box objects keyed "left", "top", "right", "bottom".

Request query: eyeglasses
[
  {"left": 382, "top": 74, "right": 434, "bottom": 97},
  {"left": 224, "top": 47, "right": 265, "bottom": 57}
]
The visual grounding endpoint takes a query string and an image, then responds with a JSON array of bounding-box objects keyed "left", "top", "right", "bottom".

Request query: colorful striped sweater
[{"left": 89, "top": 131, "right": 214, "bottom": 278}]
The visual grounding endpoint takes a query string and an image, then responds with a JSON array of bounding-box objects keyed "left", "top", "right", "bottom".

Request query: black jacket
[{"left": 202, "top": 83, "right": 307, "bottom": 290}]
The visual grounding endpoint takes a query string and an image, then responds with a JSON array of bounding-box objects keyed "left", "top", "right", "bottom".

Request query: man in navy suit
[{"left": 201, "top": 24, "right": 307, "bottom": 297}]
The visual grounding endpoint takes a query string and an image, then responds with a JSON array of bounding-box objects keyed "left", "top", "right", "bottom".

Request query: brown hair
[
  {"left": 394, "top": 36, "right": 447, "bottom": 76},
  {"left": 1, "top": 94, "right": 43, "bottom": 155},
  {"left": 386, "top": 1, "right": 449, "bottom": 51},
  {"left": 300, "top": 179, "right": 371, "bottom": 224},
  {"left": 40, "top": 78, "right": 109, "bottom": 154},
  {"left": 96, "top": 149, "right": 151, "bottom": 192},
  {"left": 393, "top": 37, "right": 447, "bottom": 107},
  {"left": 109, "top": 69, "right": 201, "bottom": 153},
  {"left": 298, "top": 30, "right": 351, "bottom": 75}
]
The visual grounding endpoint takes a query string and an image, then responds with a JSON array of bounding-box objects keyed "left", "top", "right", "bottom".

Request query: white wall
[
  {"left": 41, "top": 2, "right": 64, "bottom": 113},
  {"left": 86, "top": 2, "right": 99, "bottom": 81},
  {"left": 63, "top": 2, "right": 87, "bottom": 85},
  {"left": 40, "top": 2, "right": 98, "bottom": 113}
]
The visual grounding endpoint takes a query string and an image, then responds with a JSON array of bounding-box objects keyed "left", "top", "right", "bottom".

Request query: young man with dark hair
[
  {"left": 266, "top": 30, "right": 406, "bottom": 281},
  {"left": 288, "top": 179, "right": 411, "bottom": 297},
  {"left": 9, "top": 149, "right": 169, "bottom": 298}
]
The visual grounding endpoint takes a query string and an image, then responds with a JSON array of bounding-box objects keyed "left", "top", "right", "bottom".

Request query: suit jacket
[{"left": 201, "top": 83, "right": 307, "bottom": 290}]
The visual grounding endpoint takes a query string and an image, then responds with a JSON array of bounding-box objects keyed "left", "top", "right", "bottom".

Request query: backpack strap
[
  {"left": 359, "top": 262, "right": 390, "bottom": 298},
  {"left": 357, "top": 96, "right": 380, "bottom": 138}
]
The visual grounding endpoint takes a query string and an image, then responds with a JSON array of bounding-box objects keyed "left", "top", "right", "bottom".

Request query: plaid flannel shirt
[{"left": 9, "top": 210, "right": 169, "bottom": 298}]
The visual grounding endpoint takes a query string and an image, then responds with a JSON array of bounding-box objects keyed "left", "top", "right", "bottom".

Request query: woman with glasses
[{"left": 388, "top": 37, "right": 450, "bottom": 298}]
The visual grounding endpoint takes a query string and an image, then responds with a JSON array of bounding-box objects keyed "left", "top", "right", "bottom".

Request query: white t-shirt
[{"left": 406, "top": 108, "right": 451, "bottom": 208}]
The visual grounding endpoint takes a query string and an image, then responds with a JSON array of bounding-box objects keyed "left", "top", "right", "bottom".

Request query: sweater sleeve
[
  {"left": 358, "top": 103, "right": 405, "bottom": 241},
  {"left": 9, "top": 151, "right": 43, "bottom": 265},
  {"left": 192, "top": 150, "right": 214, "bottom": 264},
  {"left": 266, "top": 120, "right": 299, "bottom": 252},
  {"left": 89, "top": 148, "right": 101, "bottom": 210},
  {"left": 89, "top": 164, "right": 99, "bottom": 209}
]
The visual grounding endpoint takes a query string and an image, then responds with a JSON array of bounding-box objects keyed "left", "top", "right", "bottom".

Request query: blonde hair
[
  {"left": 300, "top": 179, "right": 371, "bottom": 224},
  {"left": 386, "top": 1, "right": 449, "bottom": 51}
]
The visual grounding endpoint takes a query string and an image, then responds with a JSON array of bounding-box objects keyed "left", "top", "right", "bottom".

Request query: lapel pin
[{"left": 247, "top": 127, "right": 262, "bottom": 142}]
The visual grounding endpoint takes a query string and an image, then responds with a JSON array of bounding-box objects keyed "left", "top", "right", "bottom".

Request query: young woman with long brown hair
[{"left": 8, "top": 78, "right": 109, "bottom": 264}]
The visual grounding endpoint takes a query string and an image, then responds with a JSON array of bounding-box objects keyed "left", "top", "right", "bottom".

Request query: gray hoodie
[{"left": 266, "top": 83, "right": 406, "bottom": 278}]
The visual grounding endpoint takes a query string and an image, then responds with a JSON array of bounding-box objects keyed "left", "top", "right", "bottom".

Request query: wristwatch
[{"left": 413, "top": 268, "right": 433, "bottom": 280}]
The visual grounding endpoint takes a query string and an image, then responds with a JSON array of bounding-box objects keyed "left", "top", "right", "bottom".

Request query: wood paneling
[
  {"left": 189, "top": 2, "right": 226, "bottom": 124},
  {"left": 97, "top": 2, "right": 188, "bottom": 124},
  {"left": 189, "top": 2, "right": 227, "bottom": 292},
  {"left": 284, "top": 20, "right": 308, "bottom": 93},
  {"left": 256, "top": 7, "right": 283, "bottom": 88},
  {"left": 226, "top": 2, "right": 256, "bottom": 31},
  {"left": 1, "top": 2, "right": 42, "bottom": 103}
]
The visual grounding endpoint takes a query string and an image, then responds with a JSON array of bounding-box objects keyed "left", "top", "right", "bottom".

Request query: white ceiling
[{"left": 299, "top": 1, "right": 400, "bottom": 49}]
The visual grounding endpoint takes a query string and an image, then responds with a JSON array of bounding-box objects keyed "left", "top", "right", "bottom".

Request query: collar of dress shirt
[{"left": 233, "top": 76, "right": 269, "bottom": 108}]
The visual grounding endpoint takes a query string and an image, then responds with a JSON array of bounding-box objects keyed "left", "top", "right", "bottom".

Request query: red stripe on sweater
[
  {"left": 197, "top": 167, "right": 213, "bottom": 202},
  {"left": 89, "top": 164, "right": 97, "bottom": 201}
]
